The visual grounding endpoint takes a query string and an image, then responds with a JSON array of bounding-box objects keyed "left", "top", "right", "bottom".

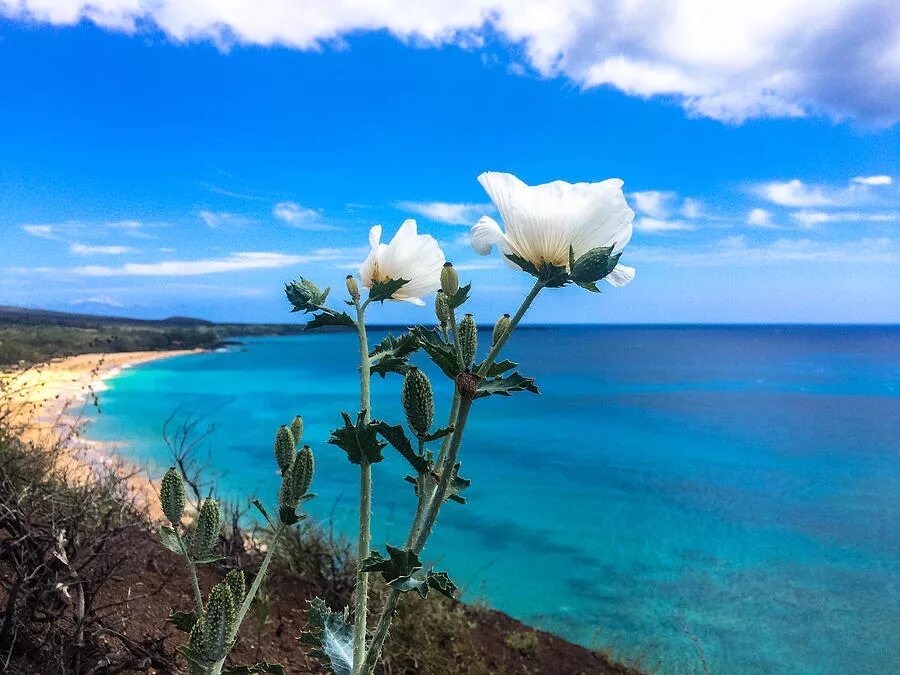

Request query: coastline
[{"left": 2, "top": 349, "right": 203, "bottom": 516}]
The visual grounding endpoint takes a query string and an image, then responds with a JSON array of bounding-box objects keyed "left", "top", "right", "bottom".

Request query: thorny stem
[
  {"left": 361, "top": 278, "right": 545, "bottom": 674},
  {"left": 352, "top": 297, "right": 373, "bottom": 674},
  {"left": 175, "top": 530, "right": 203, "bottom": 614}
]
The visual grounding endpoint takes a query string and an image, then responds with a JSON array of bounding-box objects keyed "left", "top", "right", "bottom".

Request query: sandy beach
[{"left": 1, "top": 350, "right": 202, "bottom": 515}]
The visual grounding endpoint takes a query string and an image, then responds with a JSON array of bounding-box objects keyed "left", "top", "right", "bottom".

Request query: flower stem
[
  {"left": 175, "top": 529, "right": 203, "bottom": 614},
  {"left": 352, "top": 298, "right": 373, "bottom": 674},
  {"left": 360, "top": 279, "right": 544, "bottom": 674}
]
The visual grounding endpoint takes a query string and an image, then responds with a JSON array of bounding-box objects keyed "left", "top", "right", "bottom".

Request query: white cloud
[
  {"left": 273, "top": 201, "right": 336, "bottom": 230},
  {"left": 395, "top": 200, "right": 492, "bottom": 225},
  {"left": 746, "top": 208, "right": 778, "bottom": 228},
  {"left": 2, "top": 1, "right": 899, "bottom": 124},
  {"left": 680, "top": 198, "right": 703, "bottom": 219},
  {"left": 70, "top": 295, "right": 126, "bottom": 308},
  {"left": 630, "top": 236, "right": 900, "bottom": 266},
  {"left": 70, "top": 243, "right": 133, "bottom": 255},
  {"left": 791, "top": 210, "right": 900, "bottom": 227},
  {"left": 199, "top": 210, "right": 254, "bottom": 228},
  {"left": 73, "top": 250, "right": 350, "bottom": 277},
  {"left": 851, "top": 175, "right": 893, "bottom": 186},
  {"left": 106, "top": 220, "right": 143, "bottom": 231},
  {"left": 635, "top": 217, "right": 695, "bottom": 233},
  {"left": 630, "top": 191, "right": 676, "bottom": 218},
  {"left": 22, "top": 225, "right": 58, "bottom": 239}
]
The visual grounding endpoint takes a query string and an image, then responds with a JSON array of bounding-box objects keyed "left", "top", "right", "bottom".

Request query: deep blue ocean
[{"left": 86, "top": 326, "right": 900, "bottom": 674}]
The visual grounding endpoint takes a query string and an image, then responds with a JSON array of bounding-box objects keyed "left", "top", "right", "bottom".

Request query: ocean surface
[{"left": 86, "top": 326, "right": 900, "bottom": 674}]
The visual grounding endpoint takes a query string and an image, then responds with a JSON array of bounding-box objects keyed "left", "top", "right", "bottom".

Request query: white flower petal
[
  {"left": 471, "top": 215, "right": 507, "bottom": 256},
  {"left": 368, "top": 224, "right": 382, "bottom": 249},
  {"left": 605, "top": 264, "right": 635, "bottom": 287},
  {"left": 358, "top": 219, "right": 444, "bottom": 302}
]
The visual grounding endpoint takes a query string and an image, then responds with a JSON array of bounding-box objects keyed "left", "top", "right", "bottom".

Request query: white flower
[
  {"left": 471, "top": 172, "right": 636, "bottom": 287},
  {"left": 359, "top": 219, "right": 445, "bottom": 305}
]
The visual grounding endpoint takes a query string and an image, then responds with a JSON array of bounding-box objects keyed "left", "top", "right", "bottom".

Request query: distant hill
[{"left": 0, "top": 306, "right": 307, "bottom": 367}]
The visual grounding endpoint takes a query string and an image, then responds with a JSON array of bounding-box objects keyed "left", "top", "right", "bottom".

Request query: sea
[{"left": 85, "top": 326, "right": 900, "bottom": 674}]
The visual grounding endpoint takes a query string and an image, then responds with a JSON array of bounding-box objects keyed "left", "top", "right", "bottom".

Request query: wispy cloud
[
  {"left": 395, "top": 201, "right": 492, "bottom": 226},
  {"left": 753, "top": 176, "right": 893, "bottom": 208},
  {"left": 21, "top": 224, "right": 57, "bottom": 239},
  {"left": 851, "top": 175, "right": 892, "bottom": 186},
  {"left": 70, "top": 295, "right": 127, "bottom": 308},
  {"left": 629, "top": 191, "right": 676, "bottom": 219},
  {"left": 746, "top": 208, "right": 779, "bottom": 229},
  {"left": 791, "top": 211, "right": 900, "bottom": 227},
  {"left": 634, "top": 217, "right": 695, "bottom": 233},
  {"left": 73, "top": 250, "right": 351, "bottom": 277},
  {"left": 273, "top": 201, "right": 337, "bottom": 230},
  {"left": 70, "top": 243, "right": 134, "bottom": 255},
  {"left": 199, "top": 210, "right": 255, "bottom": 228}
]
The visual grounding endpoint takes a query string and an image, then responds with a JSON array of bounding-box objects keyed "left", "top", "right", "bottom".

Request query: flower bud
[
  {"left": 291, "top": 445, "right": 315, "bottom": 500},
  {"left": 346, "top": 274, "right": 360, "bottom": 301},
  {"left": 492, "top": 313, "right": 511, "bottom": 346},
  {"left": 198, "top": 582, "right": 236, "bottom": 661},
  {"left": 274, "top": 425, "right": 295, "bottom": 473},
  {"left": 434, "top": 290, "right": 450, "bottom": 326},
  {"left": 278, "top": 459, "right": 297, "bottom": 514},
  {"left": 160, "top": 466, "right": 186, "bottom": 525},
  {"left": 290, "top": 415, "right": 304, "bottom": 447},
  {"left": 440, "top": 262, "right": 459, "bottom": 297},
  {"left": 224, "top": 569, "right": 246, "bottom": 607},
  {"left": 402, "top": 367, "right": 434, "bottom": 438},
  {"left": 193, "top": 497, "right": 221, "bottom": 559},
  {"left": 458, "top": 313, "right": 477, "bottom": 367}
]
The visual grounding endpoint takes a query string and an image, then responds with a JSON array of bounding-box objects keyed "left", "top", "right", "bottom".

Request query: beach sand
[{"left": 1, "top": 350, "right": 202, "bottom": 516}]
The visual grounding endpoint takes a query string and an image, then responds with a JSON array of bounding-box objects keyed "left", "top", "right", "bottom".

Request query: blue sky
[{"left": 1, "top": 3, "right": 899, "bottom": 324}]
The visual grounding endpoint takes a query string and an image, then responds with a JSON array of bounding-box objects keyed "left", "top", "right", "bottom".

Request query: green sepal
[
  {"left": 368, "top": 332, "right": 420, "bottom": 378},
  {"left": 306, "top": 308, "right": 355, "bottom": 330},
  {"left": 446, "top": 282, "right": 471, "bottom": 309},
  {"left": 569, "top": 245, "right": 619, "bottom": 284},
  {"left": 168, "top": 609, "right": 198, "bottom": 633},
  {"left": 223, "top": 663, "right": 286, "bottom": 675},
  {"left": 361, "top": 545, "right": 423, "bottom": 585},
  {"left": 372, "top": 421, "right": 430, "bottom": 474},
  {"left": 159, "top": 525, "right": 182, "bottom": 554},
  {"left": 368, "top": 278, "right": 409, "bottom": 303},
  {"left": 279, "top": 506, "right": 307, "bottom": 527},
  {"left": 327, "top": 411, "right": 386, "bottom": 465},
  {"left": 300, "top": 598, "right": 353, "bottom": 675},
  {"left": 411, "top": 326, "right": 460, "bottom": 379},
  {"left": 505, "top": 254, "right": 569, "bottom": 287},
  {"left": 475, "top": 372, "right": 539, "bottom": 398},
  {"left": 284, "top": 278, "right": 330, "bottom": 313},
  {"left": 422, "top": 425, "right": 454, "bottom": 442}
]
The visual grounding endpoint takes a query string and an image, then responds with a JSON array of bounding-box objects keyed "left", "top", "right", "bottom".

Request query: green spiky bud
[
  {"left": 458, "top": 313, "right": 477, "bottom": 367},
  {"left": 224, "top": 569, "right": 246, "bottom": 607},
  {"left": 492, "top": 313, "right": 511, "bottom": 346},
  {"left": 290, "top": 415, "right": 304, "bottom": 447},
  {"left": 402, "top": 367, "right": 434, "bottom": 438},
  {"left": 440, "top": 262, "right": 459, "bottom": 296},
  {"left": 435, "top": 290, "right": 450, "bottom": 326},
  {"left": 346, "top": 274, "right": 360, "bottom": 301},
  {"left": 279, "top": 459, "right": 296, "bottom": 511},
  {"left": 274, "top": 425, "right": 295, "bottom": 473},
  {"left": 193, "top": 498, "right": 221, "bottom": 559},
  {"left": 188, "top": 615, "right": 206, "bottom": 655},
  {"left": 291, "top": 445, "right": 315, "bottom": 500},
  {"left": 160, "top": 467, "right": 186, "bottom": 525},
  {"left": 199, "top": 583, "right": 236, "bottom": 661}
]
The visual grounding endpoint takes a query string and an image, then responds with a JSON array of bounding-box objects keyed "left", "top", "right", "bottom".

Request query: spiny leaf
[
  {"left": 443, "top": 462, "right": 471, "bottom": 505},
  {"left": 300, "top": 598, "right": 353, "bottom": 675},
  {"left": 223, "top": 663, "right": 286, "bottom": 675},
  {"left": 361, "top": 545, "right": 423, "bottom": 585},
  {"left": 251, "top": 499, "right": 275, "bottom": 528},
  {"left": 475, "top": 371, "right": 540, "bottom": 398},
  {"left": 368, "top": 277, "right": 410, "bottom": 303},
  {"left": 167, "top": 609, "right": 198, "bottom": 633},
  {"left": 368, "top": 332, "right": 420, "bottom": 378},
  {"left": 372, "top": 421, "right": 429, "bottom": 474},
  {"left": 474, "top": 359, "right": 517, "bottom": 378},
  {"left": 158, "top": 525, "right": 182, "bottom": 554},
  {"left": 327, "top": 411, "right": 386, "bottom": 465},
  {"left": 422, "top": 425, "right": 454, "bottom": 443},
  {"left": 446, "top": 282, "right": 471, "bottom": 309},
  {"left": 426, "top": 570, "right": 458, "bottom": 600},
  {"left": 306, "top": 308, "right": 355, "bottom": 330},
  {"left": 285, "top": 278, "right": 330, "bottom": 313},
  {"left": 411, "top": 326, "right": 460, "bottom": 379},
  {"left": 505, "top": 253, "right": 539, "bottom": 276}
]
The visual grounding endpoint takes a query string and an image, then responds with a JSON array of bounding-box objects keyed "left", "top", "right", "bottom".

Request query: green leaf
[
  {"left": 446, "top": 282, "right": 471, "bottom": 309},
  {"left": 176, "top": 644, "right": 209, "bottom": 669},
  {"left": 422, "top": 425, "right": 454, "bottom": 442},
  {"left": 223, "top": 662, "right": 286, "bottom": 675},
  {"left": 306, "top": 308, "right": 355, "bottom": 330},
  {"left": 192, "top": 554, "right": 227, "bottom": 565},
  {"left": 327, "top": 411, "right": 386, "bottom": 465},
  {"left": 411, "top": 326, "right": 460, "bottom": 379},
  {"left": 368, "top": 332, "right": 420, "bottom": 378},
  {"left": 361, "top": 545, "right": 423, "bottom": 585},
  {"left": 159, "top": 525, "right": 182, "bottom": 554},
  {"left": 538, "top": 262, "right": 571, "bottom": 288},
  {"left": 475, "top": 371, "right": 539, "bottom": 398},
  {"left": 372, "top": 421, "right": 430, "bottom": 474},
  {"left": 285, "top": 278, "right": 330, "bottom": 313},
  {"left": 427, "top": 570, "right": 458, "bottom": 600},
  {"left": 368, "top": 278, "right": 409, "bottom": 303},
  {"left": 251, "top": 499, "right": 275, "bottom": 528},
  {"left": 505, "top": 253, "right": 539, "bottom": 276},
  {"left": 300, "top": 598, "right": 353, "bottom": 675},
  {"left": 474, "top": 358, "right": 517, "bottom": 377},
  {"left": 443, "top": 462, "right": 471, "bottom": 505},
  {"left": 167, "top": 609, "right": 198, "bottom": 633}
]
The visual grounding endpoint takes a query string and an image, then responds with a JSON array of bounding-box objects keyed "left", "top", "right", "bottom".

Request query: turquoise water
[{"left": 87, "top": 327, "right": 900, "bottom": 674}]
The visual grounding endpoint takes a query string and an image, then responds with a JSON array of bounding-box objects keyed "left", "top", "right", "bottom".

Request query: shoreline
[{"left": 2, "top": 349, "right": 204, "bottom": 516}]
